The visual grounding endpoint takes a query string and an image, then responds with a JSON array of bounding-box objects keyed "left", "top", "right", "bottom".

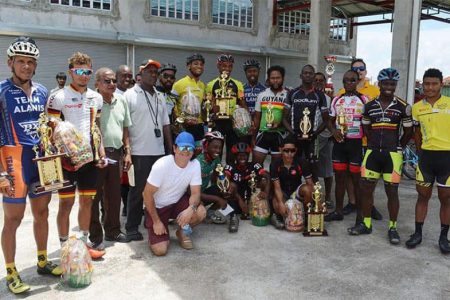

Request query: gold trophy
[
  {"left": 90, "top": 107, "right": 102, "bottom": 162},
  {"left": 265, "top": 102, "right": 275, "bottom": 128},
  {"left": 247, "top": 171, "right": 257, "bottom": 217},
  {"left": 299, "top": 107, "right": 312, "bottom": 139},
  {"left": 214, "top": 71, "right": 233, "bottom": 119},
  {"left": 303, "top": 182, "right": 328, "bottom": 236},
  {"left": 204, "top": 93, "right": 214, "bottom": 132},
  {"left": 337, "top": 105, "right": 347, "bottom": 135},
  {"left": 215, "top": 164, "right": 230, "bottom": 193},
  {"left": 32, "top": 113, "right": 72, "bottom": 194}
]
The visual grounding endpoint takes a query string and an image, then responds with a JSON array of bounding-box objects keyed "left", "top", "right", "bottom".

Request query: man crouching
[{"left": 143, "top": 132, "right": 206, "bottom": 256}]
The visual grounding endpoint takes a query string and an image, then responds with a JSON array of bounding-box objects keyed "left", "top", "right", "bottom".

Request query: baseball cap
[
  {"left": 139, "top": 59, "right": 161, "bottom": 72},
  {"left": 175, "top": 132, "right": 195, "bottom": 149}
]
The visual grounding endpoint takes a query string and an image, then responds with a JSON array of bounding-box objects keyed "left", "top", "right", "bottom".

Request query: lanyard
[{"left": 143, "top": 89, "right": 159, "bottom": 127}]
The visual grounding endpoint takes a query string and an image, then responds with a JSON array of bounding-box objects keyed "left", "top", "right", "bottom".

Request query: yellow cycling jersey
[
  {"left": 337, "top": 80, "right": 380, "bottom": 101},
  {"left": 172, "top": 75, "right": 206, "bottom": 122},
  {"left": 412, "top": 95, "right": 450, "bottom": 151}
]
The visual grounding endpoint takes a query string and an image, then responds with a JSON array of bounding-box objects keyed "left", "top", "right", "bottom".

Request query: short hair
[
  {"left": 68, "top": 52, "right": 92, "bottom": 69},
  {"left": 301, "top": 64, "right": 315, "bottom": 73},
  {"left": 95, "top": 67, "right": 114, "bottom": 82},
  {"left": 116, "top": 64, "right": 130, "bottom": 75},
  {"left": 280, "top": 134, "right": 297, "bottom": 147},
  {"left": 423, "top": 68, "right": 443, "bottom": 82},
  {"left": 351, "top": 58, "right": 366, "bottom": 68},
  {"left": 267, "top": 65, "right": 285, "bottom": 78},
  {"left": 56, "top": 72, "right": 66, "bottom": 79},
  {"left": 314, "top": 72, "right": 326, "bottom": 80}
]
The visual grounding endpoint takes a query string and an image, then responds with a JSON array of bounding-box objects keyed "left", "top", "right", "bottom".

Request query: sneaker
[
  {"left": 371, "top": 206, "right": 383, "bottom": 220},
  {"left": 270, "top": 214, "right": 285, "bottom": 230},
  {"left": 229, "top": 214, "right": 239, "bottom": 233},
  {"left": 325, "top": 200, "right": 334, "bottom": 210},
  {"left": 324, "top": 211, "right": 344, "bottom": 222},
  {"left": 126, "top": 231, "right": 144, "bottom": 241},
  {"left": 388, "top": 228, "right": 400, "bottom": 245},
  {"left": 37, "top": 261, "right": 63, "bottom": 276},
  {"left": 105, "top": 232, "right": 130, "bottom": 243},
  {"left": 206, "top": 209, "right": 227, "bottom": 224},
  {"left": 342, "top": 203, "right": 356, "bottom": 215},
  {"left": 439, "top": 236, "right": 450, "bottom": 254},
  {"left": 6, "top": 275, "right": 30, "bottom": 294},
  {"left": 405, "top": 232, "right": 422, "bottom": 249},
  {"left": 348, "top": 222, "right": 372, "bottom": 235}
]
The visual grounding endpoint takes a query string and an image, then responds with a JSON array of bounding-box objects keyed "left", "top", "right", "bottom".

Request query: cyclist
[
  {"left": 0, "top": 36, "right": 62, "bottom": 294},
  {"left": 243, "top": 59, "right": 266, "bottom": 117},
  {"left": 406, "top": 68, "right": 450, "bottom": 253},
  {"left": 50, "top": 72, "right": 67, "bottom": 95},
  {"left": 348, "top": 68, "right": 413, "bottom": 245},
  {"left": 157, "top": 63, "right": 178, "bottom": 123}
]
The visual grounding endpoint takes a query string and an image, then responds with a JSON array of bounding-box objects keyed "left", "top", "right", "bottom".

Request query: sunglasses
[
  {"left": 351, "top": 66, "right": 366, "bottom": 72},
  {"left": 282, "top": 148, "right": 296, "bottom": 153},
  {"left": 162, "top": 74, "right": 176, "bottom": 80},
  {"left": 178, "top": 145, "right": 194, "bottom": 152},
  {"left": 102, "top": 79, "right": 117, "bottom": 84},
  {"left": 71, "top": 68, "right": 93, "bottom": 76}
]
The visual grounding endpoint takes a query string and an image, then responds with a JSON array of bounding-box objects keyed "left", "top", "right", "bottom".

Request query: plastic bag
[
  {"left": 180, "top": 87, "right": 201, "bottom": 122},
  {"left": 232, "top": 106, "right": 251, "bottom": 137},
  {"left": 251, "top": 191, "right": 270, "bottom": 226},
  {"left": 52, "top": 120, "right": 93, "bottom": 171},
  {"left": 60, "top": 237, "right": 93, "bottom": 288},
  {"left": 285, "top": 198, "right": 305, "bottom": 232}
]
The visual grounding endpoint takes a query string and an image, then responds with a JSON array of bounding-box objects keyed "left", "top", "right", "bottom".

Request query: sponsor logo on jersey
[{"left": 18, "top": 120, "right": 39, "bottom": 139}]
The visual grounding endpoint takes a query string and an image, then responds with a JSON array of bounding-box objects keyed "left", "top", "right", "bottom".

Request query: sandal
[{"left": 176, "top": 230, "right": 193, "bottom": 250}]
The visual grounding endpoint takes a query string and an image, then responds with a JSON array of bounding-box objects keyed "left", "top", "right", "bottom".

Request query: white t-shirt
[
  {"left": 147, "top": 155, "right": 202, "bottom": 208},
  {"left": 124, "top": 85, "right": 170, "bottom": 155}
]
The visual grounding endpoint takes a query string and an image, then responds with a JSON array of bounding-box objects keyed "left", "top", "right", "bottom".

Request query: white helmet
[{"left": 7, "top": 37, "right": 40, "bottom": 59}]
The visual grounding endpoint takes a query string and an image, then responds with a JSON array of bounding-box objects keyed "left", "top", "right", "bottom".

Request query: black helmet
[
  {"left": 186, "top": 53, "right": 205, "bottom": 65},
  {"left": 217, "top": 54, "right": 234, "bottom": 64},
  {"left": 158, "top": 63, "right": 177, "bottom": 74},
  {"left": 231, "top": 142, "right": 252, "bottom": 154},
  {"left": 243, "top": 59, "right": 260, "bottom": 71}
]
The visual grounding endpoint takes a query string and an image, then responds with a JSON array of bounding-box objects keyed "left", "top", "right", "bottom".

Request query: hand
[
  {"left": 212, "top": 105, "right": 220, "bottom": 114},
  {"left": 123, "top": 154, "right": 132, "bottom": 171},
  {"left": 185, "top": 119, "right": 198, "bottom": 126},
  {"left": 239, "top": 200, "right": 249, "bottom": 215},
  {"left": 95, "top": 157, "right": 108, "bottom": 169},
  {"left": 332, "top": 129, "right": 344, "bottom": 143},
  {"left": 0, "top": 176, "right": 13, "bottom": 197},
  {"left": 279, "top": 202, "right": 288, "bottom": 217},
  {"left": 153, "top": 220, "right": 167, "bottom": 236},
  {"left": 176, "top": 207, "right": 194, "bottom": 228},
  {"left": 257, "top": 191, "right": 267, "bottom": 200}
]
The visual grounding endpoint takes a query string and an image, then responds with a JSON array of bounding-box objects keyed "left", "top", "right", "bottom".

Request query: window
[
  {"left": 212, "top": 0, "right": 253, "bottom": 29},
  {"left": 278, "top": 10, "right": 348, "bottom": 41},
  {"left": 150, "top": 0, "right": 200, "bottom": 21},
  {"left": 49, "top": 0, "right": 112, "bottom": 10}
]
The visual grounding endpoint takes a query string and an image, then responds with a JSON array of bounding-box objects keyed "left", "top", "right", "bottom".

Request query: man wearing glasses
[
  {"left": 89, "top": 68, "right": 132, "bottom": 246},
  {"left": 143, "top": 132, "right": 206, "bottom": 256},
  {"left": 156, "top": 63, "right": 178, "bottom": 124},
  {"left": 47, "top": 52, "right": 106, "bottom": 258}
]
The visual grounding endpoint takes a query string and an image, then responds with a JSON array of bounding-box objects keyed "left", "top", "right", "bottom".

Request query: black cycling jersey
[
  {"left": 225, "top": 162, "right": 265, "bottom": 195},
  {"left": 270, "top": 157, "right": 312, "bottom": 196}
]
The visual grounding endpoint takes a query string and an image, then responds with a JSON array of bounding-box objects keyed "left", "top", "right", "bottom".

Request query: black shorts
[
  {"left": 361, "top": 149, "right": 403, "bottom": 184},
  {"left": 332, "top": 139, "right": 363, "bottom": 173},
  {"left": 416, "top": 150, "right": 450, "bottom": 188},
  {"left": 254, "top": 131, "right": 286, "bottom": 154},
  {"left": 58, "top": 162, "right": 98, "bottom": 198},
  {"left": 214, "top": 120, "right": 238, "bottom": 151},
  {"left": 296, "top": 138, "right": 319, "bottom": 163}
]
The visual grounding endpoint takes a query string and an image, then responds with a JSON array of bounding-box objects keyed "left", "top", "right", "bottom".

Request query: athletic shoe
[
  {"left": 439, "top": 236, "right": 450, "bottom": 254},
  {"left": 405, "top": 232, "right": 422, "bottom": 249},
  {"left": 371, "top": 206, "right": 383, "bottom": 220},
  {"left": 388, "top": 228, "right": 400, "bottom": 245},
  {"left": 270, "top": 214, "right": 285, "bottom": 230},
  {"left": 37, "top": 261, "right": 63, "bottom": 276},
  {"left": 348, "top": 222, "right": 372, "bottom": 235},
  {"left": 324, "top": 211, "right": 344, "bottom": 222},
  {"left": 6, "top": 275, "right": 30, "bottom": 294},
  {"left": 325, "top": 200, "right": 334, "bottom": 210},
  {"left": 206, "top": 209, "right": 227, "bottom": 224},
  {"left": 126, "top": 231, "right": 144, "bottom": 241},
  {"left": 105, "top": 232, "right": 130, "bottom": 243},
  {"left": 342, "top": 203, "right": 356, "bottom": 215},
  {"left": 228, "top": 214, "right": 239, "bottom": 233}
]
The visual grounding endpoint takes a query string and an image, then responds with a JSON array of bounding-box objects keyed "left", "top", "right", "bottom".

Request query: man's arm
[
  {"left": 143, "top": 183, "right": 167, "bottom": 235},
  {"left": 414, "top": 125, "right": 422, "bottom": 151},
  {"left": 273, "top": 180, "right": 287, "bottom": 216},
  {"left": 400, "top": 126, "right": 413, "bottom": 148},
  {"left": 362, "top": 124, "right": 371, "bottom": 142},
  {"left": 282, "top": 106, "right": 295, "bottom": 135},
  {"left": 177, "top": 184, "right": 202, "bottom": 227},
  {"left": 122, "top": 127, "right": 132, "bottom": 170}
]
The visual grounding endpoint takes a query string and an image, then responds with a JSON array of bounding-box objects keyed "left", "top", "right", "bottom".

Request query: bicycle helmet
[
  {"left": 217, "top": 54, "right": 234, "bottom": 64},
  {"left": 243, "top": 59, "right": 261, "bottom": 71},
  {"left": 204, "top": 131, "right": 224, "bottom": 141},
  {"left": 231, "top": 142, "right": 252, "bottom": 155},
  {"left": 186, "top": 53, "right": 205, "bottom": 65},
  {"left": 158, "top": 63, "right": 177, "bottom": 74},
  {"left": 377, "top": 68, "right": 400, "bottom": 82},
  {"left": 7, "top": 36, "right": 40, "bottom": 59}
]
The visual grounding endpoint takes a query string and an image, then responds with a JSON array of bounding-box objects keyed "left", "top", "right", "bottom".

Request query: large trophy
[
  {"left": 324, "top": 55, "right": 337, "bottom": 95},
  {"left": 337, "top": 105, "right": 347, "bottom": 135},
  {"left": 299, "top": 107, "right": 312, "bottom": 139},
  {"left": 204, "top": 93, "right": 214, "bottom": 132},
  {"left": 215, "top": 164, "right": 230, "bottom": 193},
  {"left": 214, "top": 71, "right": 233, "bottom": 119},
  {"left": 32, "top": 113, "right": 72, "bottom": 194},
  {"left": 265, "top": 102, "right": 275, "bottom": 129},
  {"left": 303, "top": 182, "right": 328, "bottom": 236}
]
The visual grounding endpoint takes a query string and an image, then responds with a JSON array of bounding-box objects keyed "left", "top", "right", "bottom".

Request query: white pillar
[
  {"left": 308, "top": 0, "right": 332, "bottom": 73},
  {"left": 391, "top": 0, "right": 422, "bottom": 103}
]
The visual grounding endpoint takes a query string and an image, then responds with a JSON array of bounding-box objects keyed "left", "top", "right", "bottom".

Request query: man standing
[
  {"left": 144, "top": 132, "right": 206, "bottom": 256},
  {"left": 89, "top": 68, "right": 132, "bottom": 245},
  {"left": 348, "top": 68, "right": 412, "bottom": 244},
  {"left": 282, "top": 64, "right": 329, "bottom": 180},
  {"left": 0, "top": 36, "right": 62, "bottom": 295},
  {"left": 115, "top": 65, "right": 133, "bottom": 95},
  {"left": 124, "top": 59, "right": 172, "bottom": 241},
  {"left": 47, "top": 52, "right": 106, "bottom": 258},
  {"left": 406, "top": 68, "right": 450, "bottom": 253},
  {"left": 243, "top": 59, "right": 266, "bottom": 117},
  {"left": 50, "top": 72, "right": 67, "bottom": 95},
  {"left": 157, "top": 63, "right": 178, "bottom": 123}
]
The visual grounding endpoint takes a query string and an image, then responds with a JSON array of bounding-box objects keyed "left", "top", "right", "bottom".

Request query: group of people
[{"left": 0, "top": 36, "right": 449, "bottom": 295}]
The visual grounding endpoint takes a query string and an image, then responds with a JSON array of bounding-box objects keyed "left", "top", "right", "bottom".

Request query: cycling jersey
[
  {"left": 47, "top": 85, "right": 103, "bottom": 144},
  {"left": 0, "top": 79, "right": 47, "bottom": 146},
  {"left": 255, "top": 87, "right": 288, "bottom": 132},
  {"left": 195, "top": 152, "right": 221, "bottom": 191},
  {"left": 206, "top": 76, "right": 244, "bottom": 116},
  {"left": 330, "top": 93, "right": 368, "bottom": 139},
  {"left": 243, "top": 82, "right": 266, "bottom": 115},
  {"left": 270, "top": 157, "right": 312, "bottom": 196},
  {"left": 156, "top": 86, "right": 178, "bottom": 120},
  {"left": 172, "top": 75, "right": 205, "bottom": 123},
  {"left": 362, "top": 96, "right": 413, "bottom": 151},
  {"left": 284, "top": 87, "right": 328, "bottom": 134},
  {"left": 225, "top": 162, "right": 265, "bottom": 195},
  {"left": 412, "top": 95, "right": 450, "bottom": 151}
]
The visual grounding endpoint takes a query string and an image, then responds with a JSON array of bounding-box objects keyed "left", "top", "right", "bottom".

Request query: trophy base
[
  {"left": 299, "top": 134, "right": 310, "bottom": 140},
  {"left": 266, "top": 123, "right": 273, "bottom": 129},
  {"left": 216, "top": 114, "right": 230, "bottom": 120},
  {"left": 33, "top": 180, "right": 73, "bottom": 194},
  {"left": 303, "top": 230, "right": 328, "bottom": 237}
]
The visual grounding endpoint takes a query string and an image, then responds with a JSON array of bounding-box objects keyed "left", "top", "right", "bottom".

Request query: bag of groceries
[
  {"left": 180, "top": 87, "right": 201, "bottom": 123},
  {"left": 285, "top": 198, "right": 305, "bottom": 232},
  {"left": 232, "top": 106, "right": 251, "bottom": 137},
  {"left": 60, "top": 237, "right": 93, "bottom": 288}
]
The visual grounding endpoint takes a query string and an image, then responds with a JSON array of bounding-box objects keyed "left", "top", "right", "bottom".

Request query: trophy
[
  {"left": 265, "top": 102, "right": 275, "bottom": 128},
  {"left": 90, "top": 107, "right": 102, "bottom": 162},
  {"left": 215, "top": 164, "right": 230, "bottom": 193},
  {"left": 204, "top": 93, "right": 214, "bottom": 132},
  {"left": 214, "top": 71, "right": 233, "bottom": 119},
  {"left": 32, "top": 113, "right": 72, "bottom": 194},
  {"left": 299, "top": 107, "right": 312, "bottom": 139},
  {"left": 337, "top": 105, "right": 347, "bottom": 135},
  {"left": 303, "top": 182, "right": 328, "bottom": 236},
  {"left": 247, "top": 171, "right": 257, "bottom": 217},
  {"left": 324, "top": 55, "right": 337, "bottom": 94}
]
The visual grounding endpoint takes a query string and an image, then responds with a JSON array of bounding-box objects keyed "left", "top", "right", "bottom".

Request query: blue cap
[{"left": 175, "top": 132, "right": 195, "bottom": 148}]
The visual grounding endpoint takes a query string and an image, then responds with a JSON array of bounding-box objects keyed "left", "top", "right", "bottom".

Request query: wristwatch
[
  {"left": 190, "top": 204, "right": 198, "bottom": 212},
  {"left": 0, "top": 172, "right": 9, "bottom": 180}
]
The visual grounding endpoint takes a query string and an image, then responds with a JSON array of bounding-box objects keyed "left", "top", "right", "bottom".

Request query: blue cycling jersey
[
  {"left": 243, "top": 82, "right": 266, "bottom": 115},
  {"left": 0, "top": 79, "right": 48, "bottom": 146}
]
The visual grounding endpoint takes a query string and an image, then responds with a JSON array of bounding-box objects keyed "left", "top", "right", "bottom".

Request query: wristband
[{"left": 190, "top": 204, "right": 198, "bottom": 212}]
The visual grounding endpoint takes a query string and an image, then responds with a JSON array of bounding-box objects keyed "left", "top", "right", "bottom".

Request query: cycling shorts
[
  {"left": 361, "top": 149, "right": 403, "bottom": 184},
  {"left": 332, "top": 139, "right": 363, "bottom": 173},
  {"left": 416, "top": 150, "right": 450, "bottom": 188},
  {"left": 0, "top": 145, "right": 49, "bottom": 203},
  {"left": 58, "top": 162, "right": 98, "bottom": 199},
  {"left": 213, "top": 120, "right": 238, "bottom": 152},
  {"left": 296, "top": 138, "right": 319, "bottom": 163},
  {"left": 254, "top": 131, "right": 286, "bottom": 155}
]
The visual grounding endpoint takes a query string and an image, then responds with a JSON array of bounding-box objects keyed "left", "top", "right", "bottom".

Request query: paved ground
[{"left": 1, "top": 178, "right": 450, "bottom": 300}]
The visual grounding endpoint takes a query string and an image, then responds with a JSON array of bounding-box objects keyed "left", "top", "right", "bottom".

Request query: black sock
[
  {"left": 415, "top": 222, "right": 424, "bottom": 235},
  {"left": 440, "top": 224, "right": 449, "bottom": 238}
]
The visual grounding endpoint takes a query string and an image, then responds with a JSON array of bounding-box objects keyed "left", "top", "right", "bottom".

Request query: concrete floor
[{"left": 1, "top": 178, "right": 450, "bottom": 300}]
